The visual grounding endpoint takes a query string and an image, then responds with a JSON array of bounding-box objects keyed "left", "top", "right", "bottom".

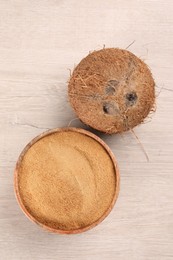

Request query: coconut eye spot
[
  {"left": 103, "top": 102, "right": 118, "bottom": 115},
  {"left": 105, "top": 80, "right": 119, "bottom": 95},
  {"left": 126, "top": 92, "right": 137, "bottom": 106},
  {"left": 103, "top": 103, "right": 109, "bottom": 114}
]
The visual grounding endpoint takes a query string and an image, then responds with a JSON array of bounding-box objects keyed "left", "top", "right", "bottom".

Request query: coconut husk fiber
[{"left": 68, "top": 48, "right": 155, "bottom": 134}]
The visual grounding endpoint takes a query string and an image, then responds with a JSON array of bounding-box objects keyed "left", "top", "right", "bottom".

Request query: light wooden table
[{"left": 0, "top": 1, "right": 173, "bottom": 259}]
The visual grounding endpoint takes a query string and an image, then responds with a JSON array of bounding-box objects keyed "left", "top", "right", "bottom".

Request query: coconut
[{"left": 68, "top": 48, "right": 155, "bottom": 134}]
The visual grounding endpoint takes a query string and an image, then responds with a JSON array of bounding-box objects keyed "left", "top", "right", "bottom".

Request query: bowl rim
[{"left": 14, "top": 127, "right": 120, "bottom": 234}]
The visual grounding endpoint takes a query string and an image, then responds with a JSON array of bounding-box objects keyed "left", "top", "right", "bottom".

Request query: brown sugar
[
  {"left": 68, "top": 48, "right": 155, "bottom": 134},
  {"left": 17, "top": 130, "right": 117, "bottom": 231}
]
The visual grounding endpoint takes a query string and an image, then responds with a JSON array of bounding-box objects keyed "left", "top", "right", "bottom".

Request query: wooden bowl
[{"left": 14, "top": 127, "right": 120, "bottom": 234}]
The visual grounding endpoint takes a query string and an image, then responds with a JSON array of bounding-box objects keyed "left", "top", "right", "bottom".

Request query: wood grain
[{"left": 0, "top": 0, "right": 173, "bottom": 259}]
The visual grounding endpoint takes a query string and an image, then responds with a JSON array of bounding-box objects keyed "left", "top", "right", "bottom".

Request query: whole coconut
[{"left": 68, "top": 48, "right": 155, "bottom": 134}]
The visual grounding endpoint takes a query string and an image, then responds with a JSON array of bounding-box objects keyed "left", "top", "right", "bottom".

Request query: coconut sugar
[{"left": 18, "top": 131, "right": 116, "bottom": 231}]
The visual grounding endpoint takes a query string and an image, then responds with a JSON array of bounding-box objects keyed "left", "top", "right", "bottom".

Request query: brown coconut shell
[
  {"left": 14, "top": 127, "right": 120, "bottom": 234},
  {"left": 68, "top": 48, "right": 155, "bottom": 134}
]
